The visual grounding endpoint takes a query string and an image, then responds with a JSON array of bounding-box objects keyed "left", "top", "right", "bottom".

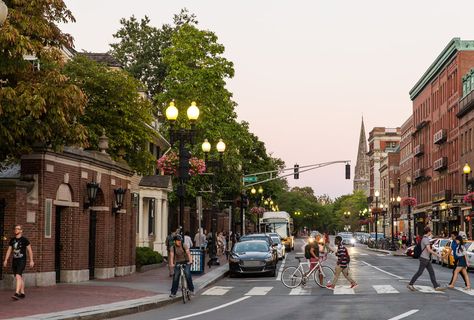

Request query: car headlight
[
  {"left": 350, "top": 238, "right": 356, "bottom": 244},
  {"left": 265, "top": 256, "right": 274, "bottom": 262}
]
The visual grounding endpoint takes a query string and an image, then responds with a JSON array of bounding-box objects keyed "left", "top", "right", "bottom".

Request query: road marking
[
  {"left": 376, "top": 254, "right": 387, "bottom": 256},
  {"left": 333, "top": 285, "right": 355, "bottom": 295},
  {"left": 201, "top": 286, "right": 233, "bottom": 296},
  {"left": 387, "top": 310, "right": 419, "bottom": 320},
  {"left": 358, "top": 253, "right": 368, "bottom": 256},
  {"left": 360, "top": 261, "right": 404, "bottom": 279},
  {"left": 289, "top": 287, "right": 312, "bottom": 295},
  {"left": 167, "top": 296, "right": 250, "bottom": 320},
  {"left": 373, "top": 285, "right": 399, "bottom": 294},
  {"left": 276, "top": 253, "right": 287, "bottom": 281},
  {"left": 454, "top": 287, "right": 474, "bottom": 295},
  {"left": 414, "top": 285, "right": 444, "bottom": 294},
  {"left": 244, "top": 286, "right": 273, "bottom": 295}
]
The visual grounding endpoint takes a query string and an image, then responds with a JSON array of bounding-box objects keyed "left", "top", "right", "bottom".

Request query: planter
[{"left": 137, "top": 262, "right": 166, "bottom": 273}]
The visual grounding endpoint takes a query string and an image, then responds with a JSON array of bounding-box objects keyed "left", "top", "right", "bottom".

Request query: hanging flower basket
[
  {"left": 156, "top": 151, "right": 206, "bottom": 176},
  {"left": 463, "top": 192, "right": 474, "bottom": 204},
  {"left": 401, "top": 197, "right": 417, "bottom": 207},
  {"left": 250, "top": 206, "right": 265, "bottom": 215}
]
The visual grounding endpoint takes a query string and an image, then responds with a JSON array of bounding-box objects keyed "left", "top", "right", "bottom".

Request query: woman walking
[{"left": 448, "top": 235, "right": 471, "bottom": 290}]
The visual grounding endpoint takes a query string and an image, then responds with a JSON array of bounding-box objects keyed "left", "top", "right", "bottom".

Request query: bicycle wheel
[
  {"left": 314, "top": 266, "right": 335, "bottom": 288},
  {"left": 281, "top": 266, "right": 303, "bottom": 288},
  {"left": 181, "top": 274, "right": 187, "bottom": 304}
]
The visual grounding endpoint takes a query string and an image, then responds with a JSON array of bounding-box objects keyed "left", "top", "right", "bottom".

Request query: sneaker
[
  {"left": 169, "top": 294, "right": 176, "bottom": 298},
  {"left": 326, "top": 284, "right": 335, "bottom": 290},
  {"left": 11, "top": 293, "right": 20, "bottom": 300},
  {"left": 350, "top": 282, "right": 358, "bottom": 289},
  {"left": 407, "top": 284, "right": 416, "bottom": 291},
  {"left": 19, "top": 293, "right": 25, "bottom": 299},
  {"left": 434, "top": 286, "right": 446, "bottom": 292}
]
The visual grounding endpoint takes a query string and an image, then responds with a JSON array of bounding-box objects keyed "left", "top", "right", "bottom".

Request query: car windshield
[
  {"left": 234, "top": 242, "right": 268, "bottom": 253},
  {"left": 465, "top": 242, "right": 474, "bottom": 251},
  {"left": 271, "top": 237, "right": 281, "bottom": 244},
  {"left": 241, "top": 236, "right": 269, "bottom": 243}
]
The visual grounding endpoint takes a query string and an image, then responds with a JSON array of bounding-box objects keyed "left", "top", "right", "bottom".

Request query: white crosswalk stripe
[
  {"left": 413, "top": 285, "right": 444, "bottom": 294},
  {"left": 454, "top": 287, "right": 474, "bottom": 295},
  {"left": 373, "top": 285, "right": 399, "bottom": 294},
  {"left": 245, "top": 287, "right": 273, "bottom": 296},
  {"left": 289, "top": 287, "right": 312, "bottom": 295},
  {"left": 333, "top": 285, "right": 355, "bottom": 295},
  {"left": 201, "top": 286, "right": 233, "bottom": 296}
]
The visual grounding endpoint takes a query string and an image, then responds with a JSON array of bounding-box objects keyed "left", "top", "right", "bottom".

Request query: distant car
[
  {"left": 271, "top": 236, "right": 285, "bottom": 260},
  {"left": 405, "top": 245, "right": 415, "bottom": 258},
  {"left": 441, "top": 239, "right": 474, "bottom": 267},
  {"left": 431, "top": 238, "right": 449, "bottom": 264},
  {"left": 338, "top": 232, "right": 355, "bottom": 247},
  {"left": 229, "top": 240, "right": 278, "bottom": 277}
]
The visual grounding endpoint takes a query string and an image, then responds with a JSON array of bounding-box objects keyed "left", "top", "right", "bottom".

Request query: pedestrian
[
  {"left": 448, "top": 235, "right": 471, "bottom": 290},
  {"left": 407, "top": 226, "right": 446, "bottom": 292},
  {"left": 2, "top": 224, "right": 35, "bottom": 300},
  {"left": 401, "top": 233, "right": 407, "bottom": 250},
  {"left": 326, "top": 236, "right": 357, "bottom": 290},
  {"left": 447, "top": 231, "right": 468, "bottom": 288},
  {"left": 194, "top": 228, "right": 205, "bottom": 248},
  {"left": 168, "top": 235, "right": 194, "bottom": 298},
  {"left": 184, "top": 231, "right": 193, "bottom": 249},
  {"left": 217, "top": 232, "right": 225, "bottom": 256}
]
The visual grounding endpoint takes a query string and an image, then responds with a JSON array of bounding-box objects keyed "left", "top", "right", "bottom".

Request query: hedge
[{"left": 136, "top": 247, "right": 163, "bottom": 267}]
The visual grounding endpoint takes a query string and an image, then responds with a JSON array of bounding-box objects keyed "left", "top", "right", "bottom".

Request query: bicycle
[
  {"left": 177, "top": 263, "right": 191, "bottom": 303},
  {"left": 281, "top": 254, "right": 335, "bottom": 288}
]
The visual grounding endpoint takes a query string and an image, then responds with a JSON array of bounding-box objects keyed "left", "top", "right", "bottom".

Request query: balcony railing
[
  {"left": 458, "top": 89, "right": 474, "bottom": 118},
  {"left": 433, "top": 129, "right": 447, "bottom": 145},
  {"left": 414, "top": 168, "right": 424, "bottom": 180},
  {"left": 433, "top": 157, "right": 448, "bottom": 171},
  {"left": 432, "top": 190, "right": 452, "bottom": 203},
  {"left": 414, "top": 144, "right": 424, "bottom": 157}
]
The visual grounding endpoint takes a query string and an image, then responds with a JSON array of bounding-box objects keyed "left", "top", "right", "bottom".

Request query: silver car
[
  {"left": 431, "top": 238, "right": 449, "bottom": 264},
  {"left": 271, "top": 236, "right": 285, "bottom": 260}
]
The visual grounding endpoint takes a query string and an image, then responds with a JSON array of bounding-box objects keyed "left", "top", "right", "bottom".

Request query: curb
[{"left": 13, "top": 264, "right": 229, "bottom": 320}]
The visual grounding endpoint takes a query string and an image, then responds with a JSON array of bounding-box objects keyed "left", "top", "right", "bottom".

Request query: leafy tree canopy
[
  {"left": 0, "top": 0, "right": 87, "bottom": 164},
  {"left": 64, "top": 55, "right": 157, "bottom": 174}
]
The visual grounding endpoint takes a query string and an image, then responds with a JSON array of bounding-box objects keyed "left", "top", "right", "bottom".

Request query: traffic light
[
  {"left": 345, "top": 163, "right": 351, "bottom": 180},
  {"left": 294, "top": 164, "right": 299, "bottom": 179}
]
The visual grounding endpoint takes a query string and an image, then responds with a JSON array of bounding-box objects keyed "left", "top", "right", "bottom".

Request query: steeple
[{"left": 354, "top": 117, "right": 370, "bottom": 196}]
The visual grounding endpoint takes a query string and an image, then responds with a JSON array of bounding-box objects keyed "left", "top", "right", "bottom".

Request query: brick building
[
  {"left": 409, "top": 38, "right": 474, "bottom": 237},
  {"left": 379, "top": 152, "right": 401, "bottom": 237},
  {"left": 399, "top": 116, "right": 414, "bottom": 238},
  {"left": 0, "top": 145, "right": 136, "bottom": 288}
]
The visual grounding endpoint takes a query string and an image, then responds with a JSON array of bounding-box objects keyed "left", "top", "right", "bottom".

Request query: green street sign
[{"left": 243, "top": 176, "right": 258, "bottom": 183}]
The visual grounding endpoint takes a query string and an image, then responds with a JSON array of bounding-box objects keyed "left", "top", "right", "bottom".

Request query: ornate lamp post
[
  {"left": 343, "top": 211, "right": 351, "bottom": 232},
  {"left": 0, "top": 1, "right": 8, "bottom": 26},
  {"left": 406, "top": 176, "right": 412, "bottom": 246},
  {"left": 202, "top": 138, "right": 226, "bottom": 266},
  {"left": 374, "top": 190, "right": 380, "bottom": 248},
  {"left": 463, "top": 163, "right": 472, "bottom": 239},
  {"left": 165, "top": 101, "right": 200, "bottom": 232}
]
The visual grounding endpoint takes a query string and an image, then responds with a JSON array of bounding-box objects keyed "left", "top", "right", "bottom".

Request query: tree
[
  {"left": 64, "top": 55, "right": 157, "bottom": 174},
  {"left": 0, "top": 0, "right": 87, "bottom": 164}
]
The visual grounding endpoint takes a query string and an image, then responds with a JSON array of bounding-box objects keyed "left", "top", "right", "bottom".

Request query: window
[{"left": 45, "top": 199, "right": 52, "bottom": 238}]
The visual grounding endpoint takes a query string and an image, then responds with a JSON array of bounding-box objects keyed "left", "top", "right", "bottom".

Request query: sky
[{"left": 61, "top": 0, "right": 474, "bottom": 199}]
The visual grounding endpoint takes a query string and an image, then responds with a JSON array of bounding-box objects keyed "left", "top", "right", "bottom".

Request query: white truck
[{"left": 259, "top": 211, "right": 294, "bottom": 251}]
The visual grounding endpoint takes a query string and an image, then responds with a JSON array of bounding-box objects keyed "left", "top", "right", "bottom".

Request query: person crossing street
[{"left": 326, "top": 235, "right": 357, "bottom": 290}]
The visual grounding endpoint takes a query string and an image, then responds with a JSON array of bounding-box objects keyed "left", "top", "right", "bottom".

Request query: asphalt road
[{"left": 115, "top": 238, "right": 474, "bottom": 320}]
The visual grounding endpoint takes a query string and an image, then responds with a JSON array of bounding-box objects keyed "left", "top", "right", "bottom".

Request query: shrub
[{"left": 136, "top": 247, "right": 163, "bottom": 267}]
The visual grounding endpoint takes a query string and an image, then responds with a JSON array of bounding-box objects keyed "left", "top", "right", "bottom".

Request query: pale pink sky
[{"left": 61, "top": 0, "right": 474, "bottom": 198}]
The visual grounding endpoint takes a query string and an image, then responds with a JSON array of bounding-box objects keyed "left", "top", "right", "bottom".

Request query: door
[
  {"left": 55, "top": 206, "right": 63, "bottom": 283},
  {"left": 88, "top": 211, "right": 97, "bottom": 279},
  {"left": 0, "top": 199, "right": 5, "bottom": 280}
]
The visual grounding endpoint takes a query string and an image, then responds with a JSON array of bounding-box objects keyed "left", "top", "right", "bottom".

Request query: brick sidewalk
[{"left": 0, "top": 254, "right": 228, "bottom": 320}]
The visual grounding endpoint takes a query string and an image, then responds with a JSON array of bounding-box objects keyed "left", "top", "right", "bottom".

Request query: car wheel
[{"left": 269, "top": 268, "right": 276, "bottom": 277}]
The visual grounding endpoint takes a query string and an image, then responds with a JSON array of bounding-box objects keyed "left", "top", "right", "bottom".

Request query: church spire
[{"left": 354, "top": 117, "right": 370, "bottom": 196}]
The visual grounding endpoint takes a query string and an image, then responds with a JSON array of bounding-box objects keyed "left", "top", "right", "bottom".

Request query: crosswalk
[{"left": 200, "top": 284, "right": 474, "bottom": 297}]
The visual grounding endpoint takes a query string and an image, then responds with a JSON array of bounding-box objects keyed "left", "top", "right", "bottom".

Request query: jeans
[
  {"left": 449, "top": 258, "right": 468, "bottom": 286},
  {"left": 171, "top": 263, "right": 194, "bottom": 295},
  {"left": 409, "top": 257, "right": 439, "bottom": 288}
]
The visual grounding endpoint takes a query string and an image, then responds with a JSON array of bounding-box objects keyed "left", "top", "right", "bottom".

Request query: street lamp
[
  {"left": 374, "top": 190, "right": 380, "bottom": 248},
  {"left": 389, "top": 181, "right": 396, "bottom": 251},
  {"left": 201, "top": 138, "right": 226, "bottom": 266},
  {"left": 0, "top": 1, "right": 8, "bottom": 26},
  {"left": 406, "top": 176, "right": 412, "bottom": 246},
  {"left": 165, "top": 101, "right": 200, "bottom": 232},
  {"left": 463, "top": 163, "right": 472, "bottom": 240}
]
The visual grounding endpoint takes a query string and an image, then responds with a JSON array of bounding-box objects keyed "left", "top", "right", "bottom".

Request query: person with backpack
[
  {"left": 326, "top": 236, "right": 357, "bottom": 290},
  {"left": 448, "top": 235, "right": 471, "bottom": 290},
  {"left": 304, "top": 237, "right": 319, "bottom": 273},
  {"left": 407, "top": 226, "right": 446, "bottom": 292},
  {"left": 169, "top": 235, "right": 194, "bottom": 298},
  {"left": 447, "top": 231, "right": 468, "bottom": 288}
]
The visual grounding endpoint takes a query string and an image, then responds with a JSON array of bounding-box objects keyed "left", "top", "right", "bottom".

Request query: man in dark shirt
[
  {"left": 327, "top": 236, "right": 357, "bottom": 290},
  {"left": 168, "top": 235, "right": 194, "bottom": 298},
  {"left": 3, "top": 224, "right": 34, "bottom": 300}
]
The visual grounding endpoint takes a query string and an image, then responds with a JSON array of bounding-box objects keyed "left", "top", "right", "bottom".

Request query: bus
[{"left": 259, "top": 211, "right": 294, "bottom": 251}]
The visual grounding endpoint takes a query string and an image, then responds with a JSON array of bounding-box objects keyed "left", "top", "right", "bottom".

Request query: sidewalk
[{"left": 0, "top": 255, "right": 228, "bottom": 320}]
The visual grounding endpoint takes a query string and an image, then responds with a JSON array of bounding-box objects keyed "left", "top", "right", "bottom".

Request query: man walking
[
  {"left": 448, "top": 231, "right": 468, "bottom": 288},
  {"left": 327, "top": 236, "right": 357, "bottom": 289},
  {"left": 3, "top": 225, "right": 34, "bottom": 300},
  {"left": 169, "top": 235, "right": 194, "bottom": 298},
  {"left": 407, "top": 226, "right": 446, "bottom": 292}
]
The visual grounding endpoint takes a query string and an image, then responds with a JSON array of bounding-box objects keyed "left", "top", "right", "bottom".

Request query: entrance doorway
[
  {"left": 54, "top": 206, "right": 64, "bottom": 283},
  {"left": 88, "top": 211, "right": 97, "bottom": 279}
]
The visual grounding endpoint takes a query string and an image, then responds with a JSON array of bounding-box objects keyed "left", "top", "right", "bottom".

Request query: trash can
[{"left": 190, "top": 248, "right": 205, "bottom": 274}]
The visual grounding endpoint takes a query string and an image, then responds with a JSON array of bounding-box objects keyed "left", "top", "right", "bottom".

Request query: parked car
[
  {"left": 229, "top": 240, "right": 278, "bottom": 277},
  {"left": 239, "top": 233, "right": 278, "bottom": 261},
  {"left": 465, "top": 242, "right": 474, "bottom": 270},
  {"left": 270, "top": 236, "right": 285, "bottom": 260},
  {"left": 431, "top": 238, "right": 449, "bottom": 264},
  {"left": 354, "top": 232, "right": 370, "bottom": 244},
  {"left": 405, "top": 244, "right": 415, "bottom": 258}
]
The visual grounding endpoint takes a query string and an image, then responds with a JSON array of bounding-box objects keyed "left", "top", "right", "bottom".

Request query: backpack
[
  {"left": 304, "top": 244, "right": 312, "bottom": 259},
  {"left": 413, "top": 242, "right": 423, "bottom": 259}
]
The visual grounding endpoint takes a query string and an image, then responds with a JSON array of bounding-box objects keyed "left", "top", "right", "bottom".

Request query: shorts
[{"left": 12, "top": 259, "right": 26, "bottom": 276}]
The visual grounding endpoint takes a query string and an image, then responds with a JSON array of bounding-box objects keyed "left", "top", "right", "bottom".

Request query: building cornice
[{"left": 409, "top": 38, "right": 474, "bottom": 101}]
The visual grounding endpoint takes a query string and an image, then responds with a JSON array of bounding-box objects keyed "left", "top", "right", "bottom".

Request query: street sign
[{"left": 243, "top": 176, "right": 258, "bottom": 183}]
